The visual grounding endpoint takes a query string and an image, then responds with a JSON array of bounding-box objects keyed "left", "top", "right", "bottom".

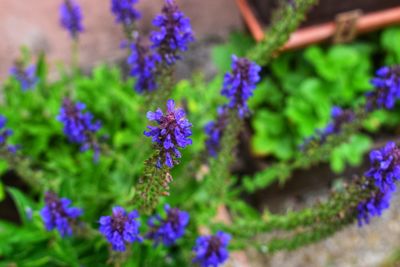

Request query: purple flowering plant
[
  {"left": 193, "top": 231, "right": 231, "bottom": 267},
  {"left": 146, "top": 204, "right": 189, "bottom": 246},
  {"left": 99, "top": 206, "right": 142, "bottom": 251},
  {"left": 57, "top": 98, "right": 102, "bottom": 161},
  {"left": 111, "top": 0, "right": 140, "bottom": 28},
  {"left": 4, "top": 0, "right": 400, "bottom": 266},
  {"left": 144, "top": 99, "right": 192, "bottom": 168},
  {"left": 150, "top": 0, "right": 194, "bottom": 65},
  {"left": 40, "top": 191, "right": 82, "bottom": 237},
  {"left": 9, "top": 62, "right": 38, "bottom": 91},
  {"left": 60, "top": 0, "right": 84, "bottom": 39}
]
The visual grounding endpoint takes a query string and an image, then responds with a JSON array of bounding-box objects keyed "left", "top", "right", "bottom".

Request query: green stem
[{"left": 246, "top": 0, "right": 318, "bottom": 66}]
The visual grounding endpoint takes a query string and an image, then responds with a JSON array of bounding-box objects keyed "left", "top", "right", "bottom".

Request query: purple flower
[
  {"left": 150, "top": 0, "right": 194, "bottom": 65},
  {"left": 146, "top": 204, "right": 189, "bottom": 246},
  {"left": 57, "top": 98, "right": 102, "bottom": 161},
  {"left": 128, "top": 37, "right": 159, "bottom": 93},
  {"left": 40, "top": 192, "right": 82, "bottom": 237},
  {"left": 60, "top": 0, "right": 84, "bottom": 39},
  {"left": 221, "top": 55, "right": 261, "bottom": 117},
  {"left": 0, "top": 115, "right": 18, "bottom": 154},
  {"left": 144, "top": 99, "right": 192, "bottom": 168},
  {"left": 99, "top": 206, "right": 142, "bottom": 251},
  {"left": 204, "top": 106, "right": 229, "bottom": 157},
  {"left": 9, "top": 63, "right": 38, "bottom": 91},
  {"left": 366, "top": 66, "right": 400, "bottom": 110},
  {"left": 111, "top": 0, "right": 141, "bottom": 27},
  {"left": 357, "top": 189, "right": 392, "bottom": 226},
  {"left": 365, "top": 142, "right": 400, "bottom": 192},
  {"left": 193, "top": 231, "right": 231, "bottom": 267},
  {"left": 323, "top": 106, "right": 355, "bottom": 136},
  {"left": 301, "top": 106, "right": 355, "bottom": 151}
]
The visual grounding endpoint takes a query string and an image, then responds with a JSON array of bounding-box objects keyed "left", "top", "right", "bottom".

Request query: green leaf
[
  {"left": 381, "top": 27, "right": 400, "bottom": 64},
  {"left": 7, "top": 187, "right": 35, "bottom": 224}
]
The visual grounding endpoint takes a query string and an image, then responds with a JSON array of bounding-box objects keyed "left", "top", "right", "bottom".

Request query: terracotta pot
[{"left": 236, "top": 0, "right": 400, "bottom": 50}]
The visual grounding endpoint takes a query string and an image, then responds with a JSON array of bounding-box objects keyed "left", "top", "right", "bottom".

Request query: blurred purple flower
[
  {"left": 111, "top": 0, "right": 141, "bottom": 27},
  {"left": 9, "top": 63, "right": 38, "bottom": 91},
  {"left": 57, "top": 98, "right": 102, "bottom": 161},
  {"left": 193, "top": 231, "right": 231, "bottom": 267},
  {"left": 150, "top": 0, "right": 194, "bottom": 65},
  {"left": 40, "top": 192, "right": 82, "bottom": 237},
  {"left": 128, "top": 36, "right": 159, "bottom": 93},
  {"left": 366, "top": 66, "right": 400, "bottom": 110},
  {"left": 146, "top": 204, "right": 189, "bottom": 246},
  {"left": 221, "top": 55, "right": 261, "bottom": 118},
  {"left": 60, "top": 0, "right": 84, "bottom": 39},
  {"left": 99, "top": 206, "right": 142, "bottom": 251}
]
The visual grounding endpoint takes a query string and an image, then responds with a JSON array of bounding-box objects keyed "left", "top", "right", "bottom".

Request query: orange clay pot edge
[
  {"left": 236, "top": 0, "right": 265, "bottom": 42},
  {"left": 236, "top": 1, "right": 400, "bottom": 51}
]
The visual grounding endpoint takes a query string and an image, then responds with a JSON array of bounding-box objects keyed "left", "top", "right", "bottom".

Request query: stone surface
[
  {"left": 251, "top": 192, "right": 400, "bottom": 267},
  {"left": 0, "top": 0, "right": 242, "bottom": 79}
]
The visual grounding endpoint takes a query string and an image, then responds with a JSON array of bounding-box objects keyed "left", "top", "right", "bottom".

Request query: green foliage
[
  {"left": 250, "top": 43, "right": 375, "bottom": 160},
  {"left": 213, "top": 28, "right": 400, "bottom": 173},
  {"left": 329, "top": 134, "right": 371, "bottom": 173}
]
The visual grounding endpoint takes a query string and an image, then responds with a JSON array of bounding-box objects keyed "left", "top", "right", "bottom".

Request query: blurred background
[{"left": 0, "top": 0, "right": 241, "bottom": 79}]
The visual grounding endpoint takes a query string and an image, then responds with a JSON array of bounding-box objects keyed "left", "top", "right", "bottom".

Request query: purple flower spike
[
  {"left": 99, "top": 206, "right": 142, "bottom": 251},
  {"left": 150, "top": 0, "right": 194, "bottom": 65},
  {"left": 57, "top": 98, "right": 102, "bottom": 161},
  {"left": 366, "top": 66, "right": 400, "bottom": 110},
  {"left": 9, "top": 63, "right": 38, "bottom": 91},
  {"left": 146, "top": 204, "right": 189, "bottom": 246},
  {"left": 111, "top": 0, "right": 141, "bottom": 27},
  {"left": 193, "top": 231, "right": 231, "bottom": 267},
  {"left": 357, "top": 189, "right": 392, "bottom": 226},
  {"left": 221, "top": 55, "right": 261, "bottom": 118},
  {"left": 323, "top": 106, "right": 355, "bottom": 136},
  {"left": 365, "top": 142, "right": 400, "bottom": 192},
  {"left": 144, "top": 99, "right": 192, "bottom": 168},
  {"left": 128, "top": 36, "right": 159, "bottom": 93},
  {"left": 40, "top": 192, "right": 82, "bottom": 237},
  {"left": 204, "top": 106, "right": 229, "bottom": 157},
  {"left": 60, "top": 0, "right": 84, "bottom": 39},
  {"left": 300, "top": 106, "right": 355, "bottom": 151}
]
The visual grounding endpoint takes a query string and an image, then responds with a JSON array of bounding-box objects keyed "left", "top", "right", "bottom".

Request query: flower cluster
[
  {"left": 40, "top": 192, "right": 82, "bottom": 237},
  {"left": 128, "top": 37, "right": 159, "bottom": 93},
  {"left": 60, "top": 0, "right": 84, "bottom": 39},
  {"left": 358, "top": 142, "right": 400, "bottom": 226},
  {"left": 0, "top": 115, "right": 18, "bottom": 154},
  {"left": 150, "top": 0, "right": 194, "bottom": 65},
  {"left": 204, "top": 106, "right": 229, "bottom": 157},
  {"left": 357, "top": 189, "right": 392, "bottom": 226},
  {"left": 193, "top": 231, "right": 231, "bottom": 267},
  {"left": 221, "top": 55, "right": 261, "bottom": 117},
  {"left": 99, "top": 206, "right": 142, "bottom": 251},
  {"left": 364, "top": 141, "right": 400, "bottom": 192},
  {"left": 323, "top": 107, "right": 355, "bottom": 136},
  {"left": 9, "top": 63, "right": 38, "bottom": 91},
  {"left": 144, "top": 99, "right": 192, "bottom": 168},
  {"left": 111, "top": 0, "right": 141, "bottom": 27},
  {"left": 366, "top": 65, "right": 400, "bottom": 110},
  {"left": 57, "top": 98, "right": 102, "bottom": 161},
  {"left": 146, "top": 204, "right": 189, "bottom": 246}
]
